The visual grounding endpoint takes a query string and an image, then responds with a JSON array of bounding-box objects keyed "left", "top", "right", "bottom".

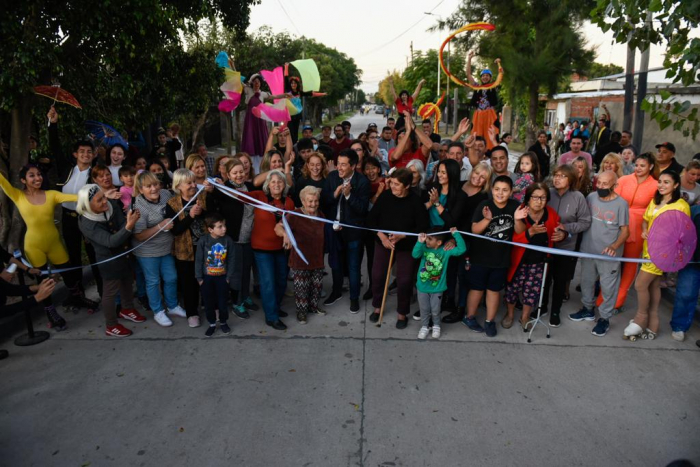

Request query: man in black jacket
[{"left": 321, "top": 149, "right": 370, "bottom": 312}]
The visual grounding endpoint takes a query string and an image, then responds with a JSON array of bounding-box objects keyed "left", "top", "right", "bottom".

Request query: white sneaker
[
  {"left": 154, "top": 310, "right": 173, "bottom": 327},
  {"left": 432, "top": 326, "right": 441, "bottom": 339},
  {"left": 168, "top": 305, "right": 187, "bottom": 318},
  {"left": 188, "top": 316, "right": 201, "bottom": 328},
  {"left": 418, "top": 326, "right": 429, "bottom": 340},
  {"left": 671, "top": 331, "right": 685, "bottom": 342}
]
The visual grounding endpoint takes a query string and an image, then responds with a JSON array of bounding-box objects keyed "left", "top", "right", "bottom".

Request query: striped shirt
[{"left": 132, "top": 190, "right": 175, "bottom": 257}]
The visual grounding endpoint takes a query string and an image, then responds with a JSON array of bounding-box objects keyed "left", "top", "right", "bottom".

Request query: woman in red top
[
  {"left": 389, "top": 111, "right": 432, "bottom": 169},
  {"left": 503, "top": 183, "right": 560, "bottom": 329},
  {"left": 388, "top": 76, "right": 426, "bottom": 131},
  {"left": 248, "top": 170, "right": 295, "bottom": 330}
]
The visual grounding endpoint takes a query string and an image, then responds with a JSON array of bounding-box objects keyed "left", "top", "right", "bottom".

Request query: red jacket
[{"left": 507, "top": 205, "right": 560, "bottom": 282}]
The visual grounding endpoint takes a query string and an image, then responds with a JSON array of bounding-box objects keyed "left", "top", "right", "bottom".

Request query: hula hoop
[
  {"left": 418, "top": 93, "right": 446, "bottom": 134},
  {"left": 439, "top": 22, "right": 503, "bottom": 90}
]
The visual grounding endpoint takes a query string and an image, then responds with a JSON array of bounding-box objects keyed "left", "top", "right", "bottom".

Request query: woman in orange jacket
[{"left": 599, "top": 152, "right": 658, "bottom": 310}]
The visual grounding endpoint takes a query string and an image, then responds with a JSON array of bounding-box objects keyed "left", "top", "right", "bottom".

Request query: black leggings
[{"left": 542, "top": 254, "right": 577, "bottom": 314}]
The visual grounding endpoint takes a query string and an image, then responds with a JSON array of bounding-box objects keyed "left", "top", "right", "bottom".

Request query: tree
[
  {"left": 0, "top": 0, "right": 258, "bottom": 247},
  {"left": 402, "top": 49, "right": 467, "bottom": 107},
  {"left": 585, "top": 62, "right": 624, "bottom": 78},
  {"left": 591, "top": 0, "right": 700, "bottom": 138},
  {"left": 432, "top": 0, "right": 595, "bottom": 146}
]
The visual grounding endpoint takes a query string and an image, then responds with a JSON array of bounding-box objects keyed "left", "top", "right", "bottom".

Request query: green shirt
[{"left": 412, "top": 231, "right": 466, "bottom": 293}]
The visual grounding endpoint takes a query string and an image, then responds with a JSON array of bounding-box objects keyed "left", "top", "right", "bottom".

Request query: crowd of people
[{"left": 0, "top": 86, "right": 699, "bottom": 348}]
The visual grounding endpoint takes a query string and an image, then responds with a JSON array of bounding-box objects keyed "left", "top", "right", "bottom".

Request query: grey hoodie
[{"left": 548, "top": 188, "right": 592, "bottom": 251}]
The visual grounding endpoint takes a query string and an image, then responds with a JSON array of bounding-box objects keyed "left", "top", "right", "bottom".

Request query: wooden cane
[{"left": 376, "top": 247, "right": 395, "bottom": 327}]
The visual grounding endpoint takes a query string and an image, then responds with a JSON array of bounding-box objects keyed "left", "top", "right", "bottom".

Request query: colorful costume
[
  {"left": 0, "top": 172, "right": 76, "bottom": 267},
  {"left": 470, "top": 88, "right": 499, "bottom": 149},
  {"left": 241, "top": 86, "right": 271, "bottom": 157}
]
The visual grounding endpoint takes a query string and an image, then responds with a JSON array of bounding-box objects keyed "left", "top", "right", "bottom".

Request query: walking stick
[{"left": 376, "top": 248, "right": 395, "bottom": 328}]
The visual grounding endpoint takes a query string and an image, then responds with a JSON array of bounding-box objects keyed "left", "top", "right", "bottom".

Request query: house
[{"left": 543, "top": 67, "right": 700, "bottom": 164}]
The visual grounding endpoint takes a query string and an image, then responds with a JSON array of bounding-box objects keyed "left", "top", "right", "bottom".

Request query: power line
[
  {"left": 357, "top": 0, "right": 445, "bottom": 58},
  {"left": 276, "top": 0, "right": 302, "bottom": 37}
]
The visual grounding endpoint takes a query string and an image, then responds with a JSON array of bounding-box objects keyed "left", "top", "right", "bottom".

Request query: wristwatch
[{"left": 433, "top": 202, "right": 441, "bottom": 208}]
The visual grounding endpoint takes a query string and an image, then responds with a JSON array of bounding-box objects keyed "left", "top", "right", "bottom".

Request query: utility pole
[
  {"left": 445, "top": 42, "right": 451, "bottom": 134},
  {"left": 622, "top": 31, "right": 636, "bottom": 131},
  {"left": 410, "top": 41, "right": 414, "bottom": 65},
  {"left": 633, "top": 11, "right": 652, "bottom": 150}
]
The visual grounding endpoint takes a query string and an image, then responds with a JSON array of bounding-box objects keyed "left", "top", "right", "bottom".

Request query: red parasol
[
  {"left": 33, "top": 85, "right": 82, "bottom": 109},
  {"left": 647, "top": 210, "right": 697, "bottom": 272}
]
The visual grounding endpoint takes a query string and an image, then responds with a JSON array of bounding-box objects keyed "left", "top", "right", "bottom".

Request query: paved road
[{"left": 1, "top": 256, "right": 699, "bottom": 466}]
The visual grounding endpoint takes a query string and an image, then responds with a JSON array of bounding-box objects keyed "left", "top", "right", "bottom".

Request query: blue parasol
[{"left": 85, "top": 120, "right": 128, "bottom": 148}]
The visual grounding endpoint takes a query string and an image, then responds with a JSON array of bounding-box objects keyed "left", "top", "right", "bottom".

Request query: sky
[{"left": 246, "top": 0, "right": 670, "bottom": 95}]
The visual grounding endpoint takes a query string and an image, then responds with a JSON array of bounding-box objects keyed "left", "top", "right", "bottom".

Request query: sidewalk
[{"left": 1, "top": 259, "right": 699, "bottom": 466}]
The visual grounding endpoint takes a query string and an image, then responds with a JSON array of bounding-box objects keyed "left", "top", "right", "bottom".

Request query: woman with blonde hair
[
  {"left": 593, "top": 153, "right": 624, "bottom": 189},
  {"left": 185, "top": 153, "right": 207, "bottom": 185},
  {"left": 132, "top": 171, "right": 186, "bottom": 327},
  {"left": 165, "top": 169, "right": 207, "bottom": 327}
]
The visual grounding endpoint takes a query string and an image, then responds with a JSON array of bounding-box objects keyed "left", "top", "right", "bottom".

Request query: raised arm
[
  {"left": 412, "top": 79, "right": 426, "bottom": 101},
  {"left": 451, "top": 118, "right": 471, "bottom": 142},
  {"left": 0, "top": 171, "right": 24, "bottom": 204},
  {"left": 465, "top": 51, "right": 480, "bottom": 87},
  {"left": 390, "top": 114, "right": 412, "bottom": 161},
  {"left": 265, "top": 127, "right": 280, "bottom": 154},
  {"left": 412, "top": 117, "right": 433, "bottom": 158},
  {"left": 388, "top": 76, "right": 398, "bottom": 102}
]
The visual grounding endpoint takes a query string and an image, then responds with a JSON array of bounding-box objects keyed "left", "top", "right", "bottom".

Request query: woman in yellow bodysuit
[{"left": 0, "top": 165, "right": 80, "bottom": 329}]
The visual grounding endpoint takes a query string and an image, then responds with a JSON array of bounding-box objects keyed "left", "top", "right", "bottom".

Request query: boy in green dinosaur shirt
[{"left": 412, "top": 227, "right": 466, "bottom": 339}]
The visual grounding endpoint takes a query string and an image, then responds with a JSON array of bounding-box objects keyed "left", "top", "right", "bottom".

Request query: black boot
[
  {"left": 442, "top": 306, "right": 465, "bottom": 324},
  {"left": 46, "top": 305, "right": 67, "bottom": 331}
]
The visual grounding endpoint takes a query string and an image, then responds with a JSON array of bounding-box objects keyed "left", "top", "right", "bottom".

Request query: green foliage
[
  {"left": 585, "top": 62, "right": 624, "bottom": 78},
  {"left": 402, "top": 50, "right": 468, "bottom": 106},
  {"left": 591, "top": 0, "right": 700, "bottom": 139}
]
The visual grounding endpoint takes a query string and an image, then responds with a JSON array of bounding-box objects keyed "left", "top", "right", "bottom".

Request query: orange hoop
[{"left": 439, "top": 22, "right": 503, "bottom": 91}]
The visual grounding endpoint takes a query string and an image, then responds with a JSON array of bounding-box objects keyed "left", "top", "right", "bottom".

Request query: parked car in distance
[{"left": 375, "top": 105, "right": 384, "bottom": 115}]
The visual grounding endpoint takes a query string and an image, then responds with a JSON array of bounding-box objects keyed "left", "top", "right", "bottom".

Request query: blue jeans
[
  {"left": 670, "top": 265, "right": 700, "bottom": 332},
  {"left": 332, "top": 239, "right": 362, "bottom": 300},
  {"left": 137, "top": 254, "right": 179, "bottom": 313},
  {"left": 253, "top": 250, "right": 288, "bottom": 322}
]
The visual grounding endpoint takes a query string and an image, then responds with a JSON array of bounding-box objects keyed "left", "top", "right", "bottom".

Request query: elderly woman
[
  {"left": 367, "top": 168, "right": 429, "bottom": 328},
  {"left": 91, "top": 163, "right": 123, "bottom": 204},
  {"left": 78, "top": 184, "right": 146, "bottom": 337},
  {"left": 165, "top": 169, "right": 207, "bottom": 328},
  {"left": 275, "top": 186, "right": 326, "bottom": 324},
  {"left": 186, "top": 153, "right": 208, "bottom": 185},
  {"left": 209, "top": 158, "right": 258, "bottom": 318},
  {"left": 502, "top": 183, "right": 560, "bottom": 329},
  {"left": 407, "top": 159, "right": 427, "bottom": 198},
  {"left": 539, "top": 164, "right": 591, "bottom": 327},
  {"left": 248, "top": 170, "right": 296, "bottom": 330},
  {"left": 132, "top": 171, "right": 187, "bottom": 327}
]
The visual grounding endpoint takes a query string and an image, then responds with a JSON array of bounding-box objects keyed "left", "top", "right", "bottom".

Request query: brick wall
[{"left": 570, "top": 96, "right": 625, "bottom": 120}]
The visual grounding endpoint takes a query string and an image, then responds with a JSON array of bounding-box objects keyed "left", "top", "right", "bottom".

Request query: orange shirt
[{"left": 615, "top": 174, "right": 657, "bottom": 243}]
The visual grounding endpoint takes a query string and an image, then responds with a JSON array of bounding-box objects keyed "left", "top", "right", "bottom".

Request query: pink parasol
[{"left": 647, "top": 210, "right": 697, "bottom": 272}]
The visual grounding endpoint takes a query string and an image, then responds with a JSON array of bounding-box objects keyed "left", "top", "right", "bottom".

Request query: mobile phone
[{"left": 6, "top": 263, "right": 17, "bottom": 274}]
